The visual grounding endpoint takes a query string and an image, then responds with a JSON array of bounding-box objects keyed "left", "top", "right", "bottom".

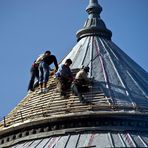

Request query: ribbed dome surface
[
  {"left": 10, "top": 133, "right": 148, "bottom": 148},
  {"left": 62, "top": 36, "right": 148, "bottom": 110}
]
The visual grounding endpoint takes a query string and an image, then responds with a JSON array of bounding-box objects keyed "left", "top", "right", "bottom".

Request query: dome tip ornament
[
  {"left": 86, "top": 0, "right": 102, "bottom": 17},
  {"left": 76, "top": 0, "right": 112, "bottom": 41}
]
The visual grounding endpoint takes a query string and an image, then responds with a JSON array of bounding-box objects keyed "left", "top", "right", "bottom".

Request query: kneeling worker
[
  {"left": 72, "top": 66, "right": 92, "bottom": 102},
  {"left": 55, "top": 59, "right": 73, "bottom": 98}
]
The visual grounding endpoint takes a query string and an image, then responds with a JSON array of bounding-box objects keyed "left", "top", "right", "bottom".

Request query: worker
[
  {"left": 38, "top": 50, "right": 58, "bottom": 93},
  {"left": 72, "top": 66, "right": 91, "bottom": 102},
  {"left": 55, "top": 59, "right": 73, "bottom": 98}
]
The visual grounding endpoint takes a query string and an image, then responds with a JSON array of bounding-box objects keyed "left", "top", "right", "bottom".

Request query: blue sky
[{"left": 0, "top": 0, "right": 148, "bottom": 120}]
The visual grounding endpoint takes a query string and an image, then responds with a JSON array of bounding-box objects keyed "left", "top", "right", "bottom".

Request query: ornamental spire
[
  {"left": 76, "top": 0, "right": 112, "bottom": 41},
  {"left": 86, "top": 0, "right": 102, "bottom": 18}
]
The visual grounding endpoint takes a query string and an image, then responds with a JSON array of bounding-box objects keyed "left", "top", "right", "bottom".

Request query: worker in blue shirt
[{"left": 55, "top": 59, "right": 73, "bottom": 98}]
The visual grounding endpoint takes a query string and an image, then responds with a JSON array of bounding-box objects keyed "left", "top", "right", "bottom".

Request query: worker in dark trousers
[
  {"left": 72, "top": 66, "right": 91, "bottom": 103},
  {"left": 55, "top": 59, "right": 73, "bottom": 98},
  {"left": 38, "top": 50, "right": 58, "bottom": 93},
  {"left": 27, "top": 61, "right": 39, "bottom": 93}
]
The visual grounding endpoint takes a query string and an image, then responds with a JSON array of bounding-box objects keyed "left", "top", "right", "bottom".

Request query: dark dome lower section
[
  {"left": 9, "top": 131, "right": 148, "bottom": 148},
  {"left": 0, "top": 112, "right": 148, "bottom": 147}
]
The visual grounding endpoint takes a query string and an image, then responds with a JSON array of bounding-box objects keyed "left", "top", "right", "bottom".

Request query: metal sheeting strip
[
  {"left": 100, "top": 38, "right": 135, "bottom": 107},
  {"left": 11, "top": 132, "right": 148, "bottom": 148}
]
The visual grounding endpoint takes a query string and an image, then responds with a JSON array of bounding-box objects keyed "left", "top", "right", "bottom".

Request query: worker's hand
[
  {"left": 89, "top": 77, "right": 94, "bottom": 85},
  {"left": 50, "top": 69, "right": 56, "bottom": 76},
  {"left": 52, "top": 68, "right": 57, "bottom": 73}
]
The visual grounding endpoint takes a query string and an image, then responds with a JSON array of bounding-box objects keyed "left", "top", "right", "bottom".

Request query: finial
[
  {"left": 76, "top": 0, "right": 112, "bottom": 41},
  {"left": 86, "top": 0, "right": 102, "bottom": 18}
]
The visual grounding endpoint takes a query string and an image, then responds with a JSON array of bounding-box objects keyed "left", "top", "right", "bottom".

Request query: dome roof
[{"left": 0, "top": 0, "right": 148, "bottom": 147}]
